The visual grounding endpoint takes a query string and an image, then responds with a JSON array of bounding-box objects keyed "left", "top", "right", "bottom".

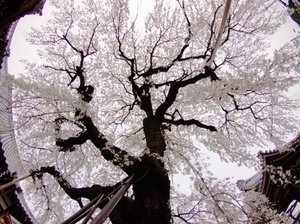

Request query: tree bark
[
  {"left": 130, "top": 155, "right": 171, "bottom": 224},
  {"left": 143, "top": 118, "right": 166, "bottom": 156},
  {"left": 123, "top": 117, "right": 171, "bottom": 223}
]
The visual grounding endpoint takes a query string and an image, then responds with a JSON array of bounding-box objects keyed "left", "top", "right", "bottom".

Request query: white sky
[{"left": 6, "top": 0, "right": 300, "bottom": 189}]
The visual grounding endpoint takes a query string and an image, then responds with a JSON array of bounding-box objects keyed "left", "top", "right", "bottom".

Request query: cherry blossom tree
[{"left": 2, "top": 0, "right": 300, "bottom": 223}]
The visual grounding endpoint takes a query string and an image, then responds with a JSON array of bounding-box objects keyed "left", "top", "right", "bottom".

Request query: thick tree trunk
[
  {"left": 129, "top": 155, "right": 170, "bottom": 224},
  {"left": 97, "top": 118, "right": 171, "bottom": 224},
  {"left": 109, "top": 156, "right": 171, "bottom": 224},
  {"left": 110, "top": 118, "right": 171, "bottom": 224},
  {"left": 47, "top": 116, "right": 172, "bottom": 223},
  {"left": 104, "top": 158, "right": 170, "bottom": 223},
  {"left": 143, "top": 117, "right": 166, "bottom": 156},
  {"left": 115, "top": 117, "right": 171, "bottom": 224}
]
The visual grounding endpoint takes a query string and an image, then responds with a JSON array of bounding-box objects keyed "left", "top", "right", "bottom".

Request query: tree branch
[
  {"left": 56, "top": 131, "right": 90, "bottom": 152},
  {"left": 155, "top": 71, "right": 211, "bottom": 120},
  {"left": 164, "top": 118, "right": 217, "bottom": 132},
  {"left": 30, "top": 166, "right": 133, "bottom": 220},
  {"left": 79, "top": 115, "right": 138, "bottom": 174},
  {"left": 31, "top": 166, "right": 114, "bottom": 202},
  {"left": 204, "top": 4, "right": 223, "bottom": 61}
]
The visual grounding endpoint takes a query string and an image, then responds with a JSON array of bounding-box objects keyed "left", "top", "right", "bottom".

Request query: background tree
[{"left": 2, "top": 0, "right": 300, "bottom": 223}]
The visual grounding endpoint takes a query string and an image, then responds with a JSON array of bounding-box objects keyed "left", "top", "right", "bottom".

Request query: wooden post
[
  {"left": 90, "top": 174, "right": 134, "bottom": 224},
  {"left": 0, "top": 173, "right": 31, "bottom": 191},
  {"left": 61, "top": 192, "right": 104, "bottom": 224},
  {"left": 206, "top": 0, "right": 232, "bottom": 68},
  {"left": 62, "top": 174, "right": 134, "bottom": 224}
]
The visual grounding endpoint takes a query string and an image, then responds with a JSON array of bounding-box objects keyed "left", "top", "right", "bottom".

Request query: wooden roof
[
  {"left": 259, "top": 136, "right": 300, "bottom": 212},
  {"left": 0, "top": 1, "right": 46, "bottom": 222},
  {"left": 0, "top": 142, "right": 33, "bottom": 224},
  {"left": 238, "top": 135, "right": 300, "bottom": 213},
  {"left": 0, "top": 0, "right": 46, "bottom": 28},
  {"left": 0, "top": 0, "right": 46, "bottom": 69}
]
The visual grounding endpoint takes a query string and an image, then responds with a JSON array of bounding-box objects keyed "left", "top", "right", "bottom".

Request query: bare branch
[
  {"left": 164, "top": 118, "right": 217, "bottom": 132},
  {"left": 30, "top": 166, "right": 127, "bottom": 205},
  {"left": 155, "top": 71, "right": 212, "bottom": 120}
]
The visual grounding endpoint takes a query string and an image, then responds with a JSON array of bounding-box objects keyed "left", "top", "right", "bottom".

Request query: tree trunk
[
  {"left": 143, "top": 117, "right": 166, "bottom": 156},
  {"left": 119, "top": 117, "right": 171, "bottom": 223},
  {"left": 129, "top": 155, "right": 170, "bottom": 224}
]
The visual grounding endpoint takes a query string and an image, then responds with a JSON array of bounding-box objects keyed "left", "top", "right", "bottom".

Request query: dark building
[
  {"left": 288, "top": 0, "right": 300, "bottom": 26},
  {"left": 0, "top": 0, "right": 46, "bottom": 223},
  {"left": 1, "top": 0, "right": 46, "bottom": 69},
  {"left": 238, "top": 135, "right": 300, "bottom": 223}
]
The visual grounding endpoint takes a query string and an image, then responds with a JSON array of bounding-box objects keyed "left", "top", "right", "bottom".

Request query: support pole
[
  {"left": 61, "top": 193, "right": 104, "bottom": 224},
  {"left": 90, "top": 174, "right": 134, "bottom": 224},
  {"left": 206, "top": 0, "right": 232, "bottom": 68},
  {"left": 0, "top": 173, "right": 31, "bottom": 191},
  {"left": 81, "top": 194, "right": 104, "bottom": 224}
]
